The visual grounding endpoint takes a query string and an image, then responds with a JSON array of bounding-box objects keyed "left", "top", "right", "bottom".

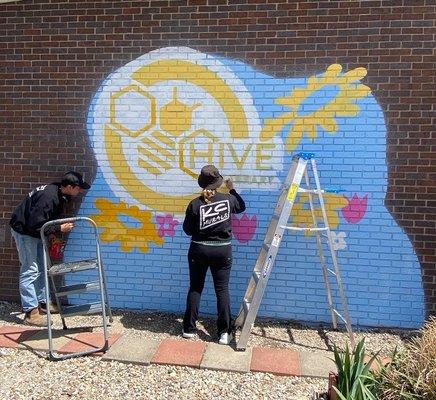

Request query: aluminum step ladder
[
  {"left": 234, "top": 153, "right": 355, "bottom": 350},
  {"left": 41, "top": 217, "right": 113, "bottom": 360}
]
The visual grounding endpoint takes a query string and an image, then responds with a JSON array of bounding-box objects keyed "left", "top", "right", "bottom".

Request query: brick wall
[{"left": 0, "top": 0, "right": 434, "bottom": 324}]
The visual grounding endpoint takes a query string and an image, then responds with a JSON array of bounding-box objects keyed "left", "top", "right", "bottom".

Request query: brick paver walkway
[{"left": 0, "top": 325, "right": 336, "bottom": 377}]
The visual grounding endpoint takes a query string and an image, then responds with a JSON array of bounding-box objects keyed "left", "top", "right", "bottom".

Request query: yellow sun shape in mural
[
  {"left": 91, "top": 198, "right": 163, "bottom": 253},
  {"left": 260, "top": 64, "right": 371, "bottom": 152}
]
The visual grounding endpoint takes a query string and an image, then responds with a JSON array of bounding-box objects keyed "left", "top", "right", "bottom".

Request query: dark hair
[
  {"left": 61, "top": 171, "right": 90, "bottom": 189},
  {"left": 201, "top": 189, "right": 216, "bottom": 204}
]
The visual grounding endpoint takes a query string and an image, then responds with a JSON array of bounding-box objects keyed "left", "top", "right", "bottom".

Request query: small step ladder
[
  {"left": 234, "top": 153, "right": 354, "bottom": 351},
  {"left": 41, "top": 217, "right": 113, "bottom": 360}
]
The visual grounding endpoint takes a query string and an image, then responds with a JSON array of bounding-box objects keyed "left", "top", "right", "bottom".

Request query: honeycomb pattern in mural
[{"left": 110, "top": 83, "right": 212, "bottom": 177}]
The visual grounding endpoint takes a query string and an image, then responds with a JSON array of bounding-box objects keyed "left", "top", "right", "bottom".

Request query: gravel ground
[
  {"left": 0, "top": 301, "right": 417, "bottom": 400},
  {"left": 0, "top": 347, "right": 326, "bottom": 400}
]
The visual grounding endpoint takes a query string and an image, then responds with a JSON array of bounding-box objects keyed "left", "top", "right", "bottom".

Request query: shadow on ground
[{"left": 1, "top": 300, "right": 417, "bottom": 355}]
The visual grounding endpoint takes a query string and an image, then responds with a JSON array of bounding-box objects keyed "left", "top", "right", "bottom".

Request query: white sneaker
[
  {"left": 182, "top": 330, "right": 196, "bottom": 339},
  {"left": 218, "top": 332, "right": 233, "bottom": 345}
]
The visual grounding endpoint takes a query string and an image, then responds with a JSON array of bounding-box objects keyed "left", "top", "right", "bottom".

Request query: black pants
[{"left": 183, "top": 242, "right": 232, "bottom": 336}]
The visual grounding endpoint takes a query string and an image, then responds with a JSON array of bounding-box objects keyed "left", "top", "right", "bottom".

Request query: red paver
[
  {"left": 250, "top": 346, "right": 301, "bottom": 376},
  {"left": 365, "top": 355, "right": 391, "bottom": 371},
  {"left": 151, "top": 338, "right": 206, "bottom": 368},
  {"left": 58, "top": 332, "right": 121, "bottom": 356},
  {"left": 0, "top": 325, "right": 40, "bottom": 348}
]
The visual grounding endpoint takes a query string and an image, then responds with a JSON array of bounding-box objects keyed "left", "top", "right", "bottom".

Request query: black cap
[
  {"left": 197, "top": 165, "right": 223, "bottom": 190},
  {"left": 61, "top": 171, "right": 91, "bottom": 190}
]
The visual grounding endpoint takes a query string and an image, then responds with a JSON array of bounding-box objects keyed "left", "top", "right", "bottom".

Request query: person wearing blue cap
[{"left": 9, "top": 171, "right": 91, "bottom": 326}]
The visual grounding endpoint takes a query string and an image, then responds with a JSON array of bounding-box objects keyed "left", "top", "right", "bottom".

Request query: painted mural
[{"left": 65, "top": 47, "right": 424, "bottom": 328}]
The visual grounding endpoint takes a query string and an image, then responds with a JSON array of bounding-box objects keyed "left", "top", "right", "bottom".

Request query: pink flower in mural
[
  {"left": 156, "top": 214, "right": 179, "bottom": 237},
  {"left": 341, "top": 193, "right": 368, "bottom": 224},
  {"left": 232, "top": 214, "right": 257, "bottom": 244}
]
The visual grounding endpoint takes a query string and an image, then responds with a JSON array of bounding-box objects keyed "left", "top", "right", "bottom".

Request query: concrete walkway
[{"left": 0, "top": 325, "right": 336, "bottom": 378}]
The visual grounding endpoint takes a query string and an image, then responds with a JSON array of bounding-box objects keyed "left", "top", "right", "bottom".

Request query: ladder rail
[
  {"left": 234, "top": 156, "right": 309, "bottom": 350},
  {"left": 236, "top": 156, "right": 304, "bottom": 306},
  {"left": 310, "top": 159, "right": 354, "bottom": 347},
  {"left": 303, "top": 168, "right": 338, "bottom": 329}
]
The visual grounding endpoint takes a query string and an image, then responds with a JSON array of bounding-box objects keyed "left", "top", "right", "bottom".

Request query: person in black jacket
[
  {"left": 182, "top": 165, "right": 245, "bottom": 345},
  {"left": 9, "top": 171, "right": 90, "bottom": 326}
]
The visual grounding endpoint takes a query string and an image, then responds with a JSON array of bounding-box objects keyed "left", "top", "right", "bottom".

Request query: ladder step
[
  {"left": 281, "top": 226, "right": 329, "bottom": 232},
  {"left": 61, "top": 302, "right": 103, "bottom": 317},
  {"left": 333, "top": 309, "right": 347, "bottom": 324},
  {"left": 297, "top": 188, "right": 322, "bottom": 194},
  {"left": 327, "top": 268, "right": 337, "bottom": 276},
  {"left": 49, "top": 258, "right": 98, "bottom": 276},
  {"left": 297, "top": 188, "right": 343, "bottom": 194},
  {"left": 55, "top": 281, "right": 101, "bottom": 297},
  {"left": 252, "top": 271, "right": 260, "bottom": 284}
]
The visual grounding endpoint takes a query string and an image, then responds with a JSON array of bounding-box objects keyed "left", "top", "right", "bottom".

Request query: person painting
[
  {"left": 9, "top": 171, "right": 91, "bottom": 326},
  {"left": 182, "top": 165, "right": 246, "bottom": 345}
]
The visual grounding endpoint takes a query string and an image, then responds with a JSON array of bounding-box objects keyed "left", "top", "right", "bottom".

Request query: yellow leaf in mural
[
  {"left": 260, "top": 64, "right": 371, "bottom": 152},
  {"left": 91, "top": 198, "right": 164, "bottom": 253},
  {"left": 260, "top": 112, "right": 295, "bottom": 141}
]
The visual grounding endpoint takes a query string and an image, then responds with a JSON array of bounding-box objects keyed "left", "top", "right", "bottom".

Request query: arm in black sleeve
[
  {"left": 27, "top": 198, "right": 60, "bottom": 237},
  {"left": 229, "top": 189, "right": 246, "bottom": 213},
  {"left": 182, "top": 201, "right": 196, "bottom": 236}
]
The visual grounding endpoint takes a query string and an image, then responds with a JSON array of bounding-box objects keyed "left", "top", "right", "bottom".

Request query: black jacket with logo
[
  {"left": 183, "top": 189, "right": 246, "bottom": 242},
  {"left": 10, "top": 183, "right": 67, "bottom": 238}
]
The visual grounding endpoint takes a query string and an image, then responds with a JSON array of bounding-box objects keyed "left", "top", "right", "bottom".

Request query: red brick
[
  {"left": 0, "top": 326, "right": 41, "bottom": 348},
  {"left": 250, "top": 347, "right": 301, "bottom": 376},
  {"left": 58, "top": 332, "right": 121, "bottom": 356},
  {"left": 151, "top": 339, "right": 206, "bottom": 368}
]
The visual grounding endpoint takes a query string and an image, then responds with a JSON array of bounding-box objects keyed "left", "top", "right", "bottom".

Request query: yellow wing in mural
[
  {"left": 260, "top": 64, "right": 371, "bottom": 152},
  {"left": 91, "top": 198, "right": 164, "bottom": 253}
]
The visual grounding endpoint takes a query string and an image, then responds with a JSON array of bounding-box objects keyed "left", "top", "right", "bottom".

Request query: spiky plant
[
  {"left": 332, "top": 338, "right": 378, "bottom": 400},
  {"left": 373, "top": 317, "right": 436, "bottom": 400}
]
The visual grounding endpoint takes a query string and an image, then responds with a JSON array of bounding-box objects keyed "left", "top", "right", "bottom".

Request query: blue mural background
[{"left": 64, "top": 49, "right": 424, "bottom": 329}]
